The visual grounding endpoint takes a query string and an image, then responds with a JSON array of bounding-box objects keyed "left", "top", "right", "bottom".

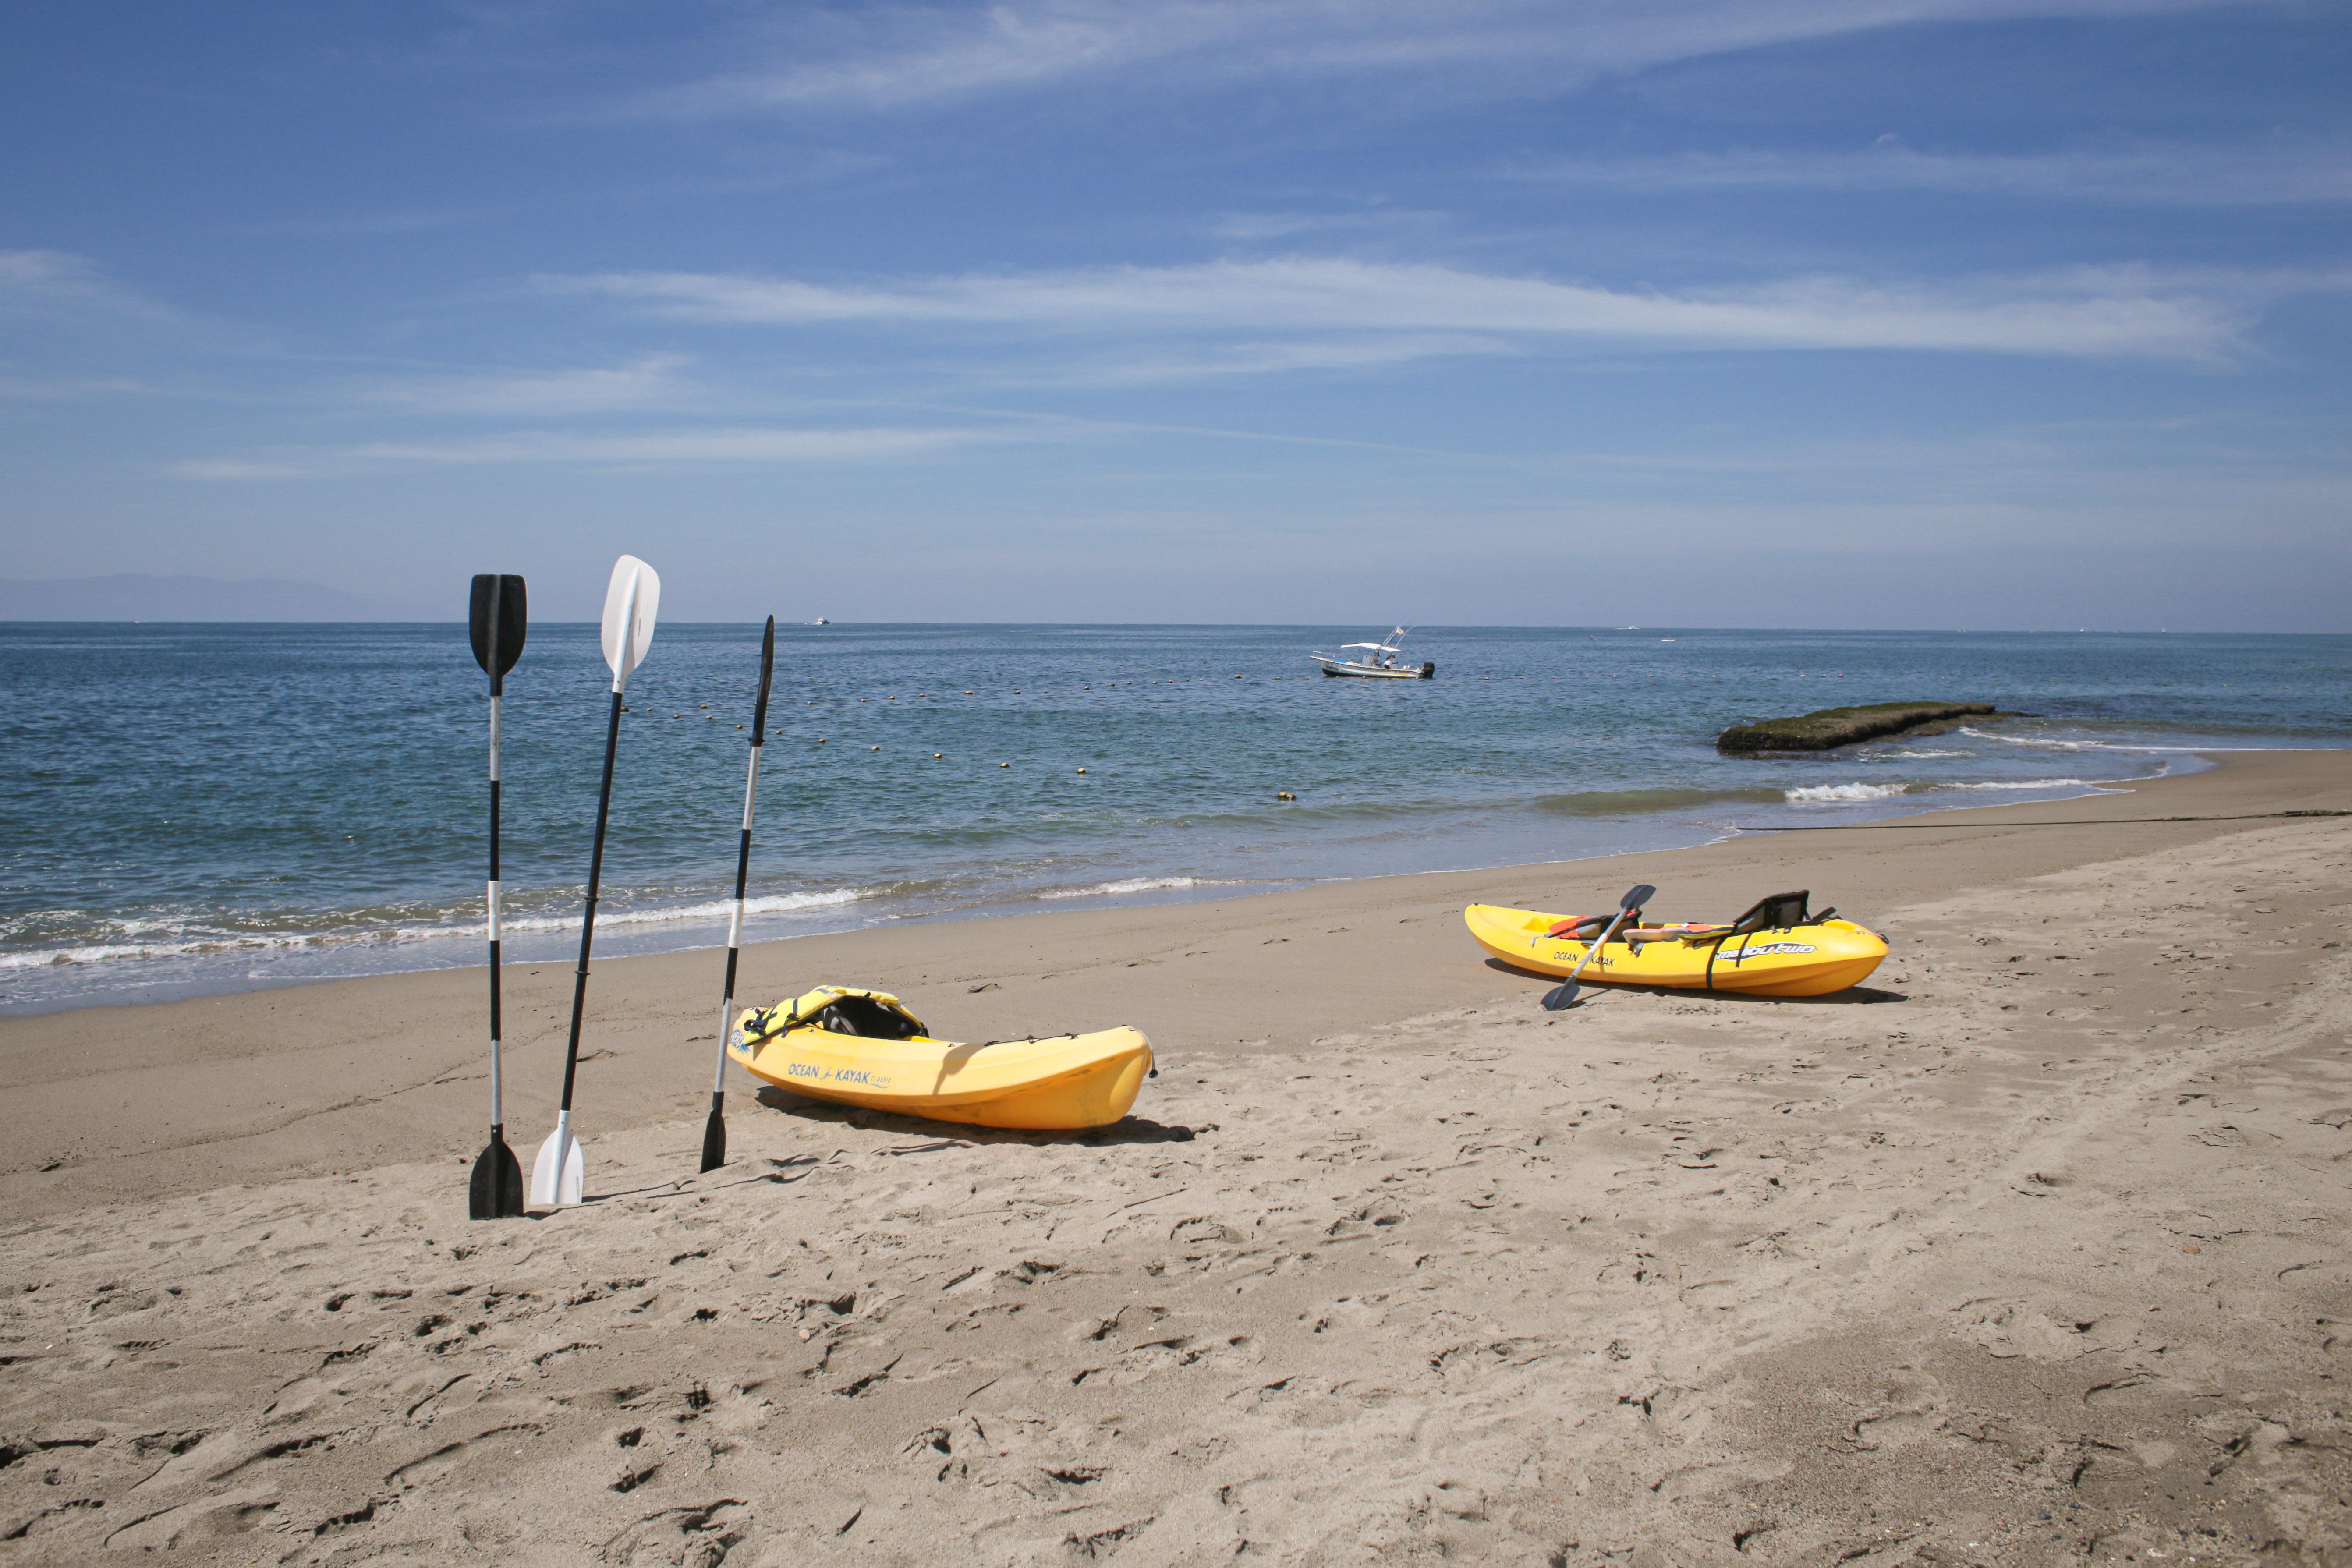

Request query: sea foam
[{"left": 1784, "top": 782, "right": 1910, "bottom": 803}]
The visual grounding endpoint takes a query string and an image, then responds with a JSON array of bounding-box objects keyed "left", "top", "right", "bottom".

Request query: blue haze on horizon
[{"left": 1, "top": 1, "right": 2346, "bottom": 630}]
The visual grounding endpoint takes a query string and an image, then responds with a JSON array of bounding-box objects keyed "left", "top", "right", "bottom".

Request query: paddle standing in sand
[
  {"left": 467, "top": 574, "right": 528, "bottom": 1220},
  {"left": 699, "top": 615, "right": 776, "bottom": 1174},
  {"left": 531, "top": 555, "right": 661, "bottom": 1207}
]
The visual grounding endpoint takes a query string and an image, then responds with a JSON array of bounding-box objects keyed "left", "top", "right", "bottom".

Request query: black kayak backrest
[
  {"left": 1728, "top": 890, "right": 1812, "bottom": 934},
  {"left": 815, "top": 994, "right": 928, "bottom": 1040}
]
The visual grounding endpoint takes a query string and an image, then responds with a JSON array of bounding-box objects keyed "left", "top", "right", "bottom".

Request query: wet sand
[{"left": 0, "top": 750, "right": 2347, "bottom": 1563}]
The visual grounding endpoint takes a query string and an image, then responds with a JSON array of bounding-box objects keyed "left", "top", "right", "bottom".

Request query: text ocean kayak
[{"left": 729, "top": 985, "right": 1152, "bottom": 1131}]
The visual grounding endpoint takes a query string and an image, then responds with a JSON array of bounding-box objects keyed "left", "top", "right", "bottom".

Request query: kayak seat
[
  {"left": 1678, "top": 890, "right": 1817, "bottom": 945},
  {"left": 1545, "top": 913, "right": 1613, "bottom": 940},
  {"left": 1737, "top": 891, "right": 1813, "bottom": 931},
  {"left": 813, "top": 994, "right": 928, "bottom": 1040}
]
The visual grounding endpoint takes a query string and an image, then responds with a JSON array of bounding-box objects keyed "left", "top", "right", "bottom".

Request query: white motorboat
[{"left": 1310, "top": 627, "right": 1434, "bottom": 680}]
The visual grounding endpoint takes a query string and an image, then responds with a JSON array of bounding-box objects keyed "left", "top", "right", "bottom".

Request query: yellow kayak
[
  {"left": 728, "top": 985, "right": 1152, "bottom": 1131},
  {"left": 1464, "top": 892, "right": 1888, "bottom": 997}
]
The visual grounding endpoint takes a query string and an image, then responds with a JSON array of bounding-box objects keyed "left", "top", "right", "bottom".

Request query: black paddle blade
[
  {"left": 1540, "top": 980, "right": 1580, "bottom": 1011},
  {"left": 751, "top": 616, "right": 776, "bottom": 735},
  {"left": 699, "top": 1093, "right": 726, "bottom": 1174},
  {"left": 1622, "top": 882, "right": 1657, "bottom": 910},
  {"left": 468, "top": 1129, "right": 525, "bottom": 1219},
  {"left": 468, "top": 575, "right": 528, "bottom": 686}
]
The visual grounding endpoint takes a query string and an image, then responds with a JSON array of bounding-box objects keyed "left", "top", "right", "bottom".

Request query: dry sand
[{"left": 1, "top": 752, "right": 2348, "bottom": 1565}]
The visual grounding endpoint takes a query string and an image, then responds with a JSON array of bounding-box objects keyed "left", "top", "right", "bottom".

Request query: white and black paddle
[
  {"left": 531, "top": 554, "right": 661, "bottom": 1207},
  {"left": 699, "top": 615, "right": 777, "bottom": 1174},
  {"left": 468, "top": 573, "right": 528, "bottom": 1221},
  {"left": 1541, "top": 882, "right": 1655, "bottom": 1011}
]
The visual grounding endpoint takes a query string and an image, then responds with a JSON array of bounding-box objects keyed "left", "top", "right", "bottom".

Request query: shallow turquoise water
[{"left": 2, "top": 623, "right": 2343, "bottom": 1012}]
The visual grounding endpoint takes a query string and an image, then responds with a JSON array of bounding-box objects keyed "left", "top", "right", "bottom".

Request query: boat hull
[
  {"left": 729, "top": 988, "right": 1152, "bottom": 1130},
  {"left": 1315, "top": 661, "right": 1433, "bottom": 679},
  {"left": 1464, "top": 904, "right": 1888, "bottom": 996}
]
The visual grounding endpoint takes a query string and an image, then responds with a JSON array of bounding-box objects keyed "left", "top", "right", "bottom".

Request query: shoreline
[
  {"left": 12, "top": 617, "right": 2342, "bottom": 1020},
  {"left": 0, "top": 753, "right": 2201, "bottom": 1019},
  {"left": 0, "top": 748, "right": 2342, "bottom": 1226}
]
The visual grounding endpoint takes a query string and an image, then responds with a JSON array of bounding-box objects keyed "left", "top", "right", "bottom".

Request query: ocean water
[{"left": 2, "top": 623, "right": 2344, "bottom": 1013}]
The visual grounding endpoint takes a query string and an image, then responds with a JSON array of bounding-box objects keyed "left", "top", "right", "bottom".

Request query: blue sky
[{"left": 2, "top": 0, "right": 2346, "bottom": 628}]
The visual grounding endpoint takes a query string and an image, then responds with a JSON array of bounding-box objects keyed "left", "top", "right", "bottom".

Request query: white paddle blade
[
  {"left": 530, "top": 1116, "right": 586, "bottom": 1206},
  {"left": 599, "top": 555, "right": 661, "bottom": 693}
]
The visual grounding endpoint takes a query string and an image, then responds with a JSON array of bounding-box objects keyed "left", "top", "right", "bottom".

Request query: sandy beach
[{"left": 2, "top": 750, "right": 2348, "bottom": 1565}]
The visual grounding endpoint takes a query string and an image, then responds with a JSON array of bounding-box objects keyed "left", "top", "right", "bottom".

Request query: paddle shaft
[
  {"left": 559, "top": 689, "right": 625, "bottom": 1114},
  {"left": 467, "top": 573, "right": 531, "bottom": 1218},
  {"left": 483, "top": 574, "right": 510, "bottom": 1134},
  {"left": 1557, "top": 906, "right": 1635, "bottom": 989},
  {"left": 710, "top": 749, "right": 762, "bottom": 1091},
  {"left": 488, "top": 692, "right": 504, "bottom": 1128},
  {"left": 702, "top": 619, "right": 776, "bottom": 1172}
]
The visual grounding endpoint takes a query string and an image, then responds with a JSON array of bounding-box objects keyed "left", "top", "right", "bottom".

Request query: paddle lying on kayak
[{"left": 1539, "top": 883, "right": 1653, "bottom": 1011}]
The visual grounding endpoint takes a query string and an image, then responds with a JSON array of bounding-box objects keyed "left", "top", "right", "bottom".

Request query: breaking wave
[
  {"left": 0, "top": 886, "right": 894, "bottom": 971},
  {"left": 495, "top": 887, "right": 879, "bottom": 934},
  {"left": 1785, "top": 782, "right": 1911, "bottom": 803},
  {"left": 1038, "top": 876, "right": 1237, "bottom": 901}
]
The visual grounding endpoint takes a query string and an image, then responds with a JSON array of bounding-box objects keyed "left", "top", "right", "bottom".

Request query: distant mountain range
[{"left": 0, "top": 574, "right": 432, "bottom": 622}]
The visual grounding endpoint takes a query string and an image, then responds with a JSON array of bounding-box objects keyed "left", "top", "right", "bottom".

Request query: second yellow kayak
[
  {"left": 729, "top": 985, "right": 1152, "bottom": 1131},
  {"left": 1465, "top": 898, "right": 1888, "bottom": 997}
]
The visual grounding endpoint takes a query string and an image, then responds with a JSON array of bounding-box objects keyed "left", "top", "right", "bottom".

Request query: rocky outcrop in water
[{"left": 1716, "top": 701, "right": 2022, "bottom": 754}]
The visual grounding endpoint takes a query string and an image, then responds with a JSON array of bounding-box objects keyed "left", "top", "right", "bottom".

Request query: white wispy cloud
[
  {"left": 0, "top": 248, "right": 270, "bottom": 365},
  {"left": 555, "top": 255, "right": 2264, "bottom": 361},
  {"left": 172, "top": 424, "right": 1006, "bottom": 479},
  {"left": 0, "top": 373, "right": 172, "bottom": 401},
  {"left": 358, "top": 356, "right": 705, "bottom": 417},
  {"left": 1511, "top": 138, "right": 2352, "bottom": 205},
  {"left": 0, "top": 250, "right": 181, "bottom": 322},
  {"left": 999, "top": 332, "right": 1522, "bottom": 386},
  {"left": 655, "top": 0, "right": 2257, "bottom": 113},
  {"left": 1209, "top": 209, "right": 1452, "bottom": 242}
]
